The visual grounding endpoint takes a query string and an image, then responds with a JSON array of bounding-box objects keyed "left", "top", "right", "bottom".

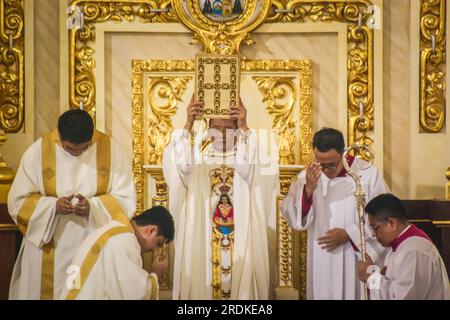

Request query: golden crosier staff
[{"left": 342, "top": 144, "right": 375, "bottom": 300}]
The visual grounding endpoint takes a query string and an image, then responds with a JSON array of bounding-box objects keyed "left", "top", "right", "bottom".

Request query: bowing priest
[
  {"left": 163, "top": 96, "right": 278, "bottom": 299},
  {"left": 61, "top": 206, "right": 174, "bottom": 300},
  {"left": 358, "top": 193, "right": 450, "bottom": 300},
  {"left": 8, "top": 109, "right": 136, "bottom": 299},
  {"left": 280, "top": 128, "right": 388, "bottom": 299}
]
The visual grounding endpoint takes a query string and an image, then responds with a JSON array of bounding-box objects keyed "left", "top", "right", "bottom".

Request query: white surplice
[
  {"left": 280, "top": 159, "right": 388, "bottom": 299},
  {"left": 8, "top": 130, "right": 136, "bottom": 299},
  {"left": 369, "top": 225, "right": 450, "bottom": 300},
  {"left": 59, "top": 220, "right": 158, "bottom": 300},
  {"left": 163, "top": 129, "right": 278, "bottom": 300}
]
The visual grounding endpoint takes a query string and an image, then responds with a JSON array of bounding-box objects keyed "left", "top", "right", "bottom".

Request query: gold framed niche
[{"left": 131, "top": 58, "right": 312, "bottom": 299}]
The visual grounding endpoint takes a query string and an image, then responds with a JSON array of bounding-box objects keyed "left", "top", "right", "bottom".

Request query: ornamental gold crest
[
  {"left": 172, "top": 0, "right": 272, "bottom": 55},
  {"left": 200, "top": 0, "right": 245, "bottom": 22}
]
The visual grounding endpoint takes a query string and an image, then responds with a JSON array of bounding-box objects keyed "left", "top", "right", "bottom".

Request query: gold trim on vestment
[
  {"left": 97, "top": 194, "right": 131, "bottom": 228},
  {"left": 40, "top": 130, "right": 59, "bottom": 299},
  {"left": 16, "top": 193, "right": 42, "bottom": 236},
  {"left": 42, "top": 130, "right": 59, "bottom": 197},
  {"left": 40, "top": 239, "right": 55, "bottom": 300},
  {"left": 149, "top": 273, "right": 159, "bottom": 300},
  {"left": 92, "top": 130, "right": 111, "bottom": 195},
  {"left": 66, "top": 226, "right": 132, "bottom": 300}
]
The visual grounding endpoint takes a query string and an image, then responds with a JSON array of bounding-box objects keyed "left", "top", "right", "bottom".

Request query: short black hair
[
  {"left": 313, "top": 127, "right": 345, "bottom": 154},
  {"left": 365, "top": 193, "right": 409, "bottom": 223},
  {"left": 58, "top": 109, "right": 94, "bottom": 143},
  {"left": 132, "top": 206, "right": 175, "bottom": 242}
]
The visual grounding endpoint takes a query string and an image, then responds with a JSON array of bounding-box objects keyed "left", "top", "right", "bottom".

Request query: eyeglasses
[
  {"left": 315, "top": 154, "right": 343, "bottom": 171},
  {"left": 369, "top": 220, "right": 387, "bottom": 231}
]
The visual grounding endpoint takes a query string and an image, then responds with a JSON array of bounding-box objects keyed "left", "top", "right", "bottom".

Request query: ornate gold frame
[
  {"left": 0, "top": 0, "right": 24, "bottom": 133},
  {"left": 132, "top": 58, "right": 312, "bottom": 298},
  {"left": 419, "top": 0, "right": 446, "bottom": 133}
]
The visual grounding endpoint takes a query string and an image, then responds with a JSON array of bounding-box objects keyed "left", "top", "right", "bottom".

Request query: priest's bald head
[
  {"left": 58, "top": 109, "right": 94, "bottom": 157},
  {"left": 365, "top": 193, "right": 409, "bottom": 247},
  {"left": 312, "top": 127, "right": 346, "bottom": 179}
]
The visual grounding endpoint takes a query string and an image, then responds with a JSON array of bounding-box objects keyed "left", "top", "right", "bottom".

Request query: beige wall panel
[
  {"left": 383, "top": 0, "right": 412, "bottom": 198},
  {"left": 242, "top": 33, "right": 339, "bottom": 133},
  {"left": 34, "top": 0, "right": 60, "bottom": 140}
]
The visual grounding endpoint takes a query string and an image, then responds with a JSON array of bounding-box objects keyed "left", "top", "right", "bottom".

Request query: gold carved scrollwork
[
  {"left": 276, "top": 194, "right": 293, "bottom": 289},
  {"left": 253, "top": 76, "right": 296, "bottom": 165},
  {"left": 132, "top": 59, "right": 194, "bottom": 213},
  {"left": 0, "top": 0, "right": 24, "bottom": 132},
  {"left": 242, "top": 60, "right": 313, "bottom": 165},
  {"left": 267, "top": 1, "right": 374, "bottom": 151},
  {"left": 277, "top": 167, "right": 306, "bottom": 299},
  {"left": 420, "top": 0, "right": 446, "bottom": 133},
  {"left": 69, "top": 0, "right": 179, "bottom": 116},
  {"left": 147, "top": 76, "right": 192, "bottom": 165}
]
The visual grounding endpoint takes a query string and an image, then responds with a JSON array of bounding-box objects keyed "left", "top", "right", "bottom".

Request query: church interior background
[{"left": 0, "top": 0, "right": 450, "bottom": 300}]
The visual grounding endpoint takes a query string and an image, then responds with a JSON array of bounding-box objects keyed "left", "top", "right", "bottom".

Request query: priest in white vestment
[
  {"left": 8, "top": 109, "right": 136, "bottom": 299},
  {"left": 163, "top": 97, "right": 278, "bottom": 300},
  {"left": 358, "top": 193, "right": 450, "bottom": 300},
  {"left": 280, "top": 128, "right": 388, "bottom": 299},
  {"left": 60, "top": 206, "right": 174, "bottom": 300}
]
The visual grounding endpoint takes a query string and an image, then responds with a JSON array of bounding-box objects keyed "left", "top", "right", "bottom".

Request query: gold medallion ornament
[
  {"left": 419, "top": 0, "right": 446, "bottom": 133},
  {"left": 200, "top": 0, "right": 245, "bottom": 22},
  {"left": 172, "top": 0, "right": 272, "bottom": 55}
]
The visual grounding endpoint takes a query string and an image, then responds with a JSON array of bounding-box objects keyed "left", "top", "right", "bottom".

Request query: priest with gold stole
[
  {"left": 163, "top": 55, "right": 278, "bottom": 299},
  {"left": 163, "top": 97, "right": 278, "bottom": 300},
  {"left": 8, "top": 109, "right": 136, "bottom": 300}
]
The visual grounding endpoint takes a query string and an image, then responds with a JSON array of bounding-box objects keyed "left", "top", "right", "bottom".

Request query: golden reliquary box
[{"left": 195, "top": 54, "right": 241, "bottom": 119}]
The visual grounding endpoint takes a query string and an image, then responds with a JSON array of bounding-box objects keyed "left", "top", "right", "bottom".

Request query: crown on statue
[{"left": 219, "top": 184, "right": 231, "bottom": 195}]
